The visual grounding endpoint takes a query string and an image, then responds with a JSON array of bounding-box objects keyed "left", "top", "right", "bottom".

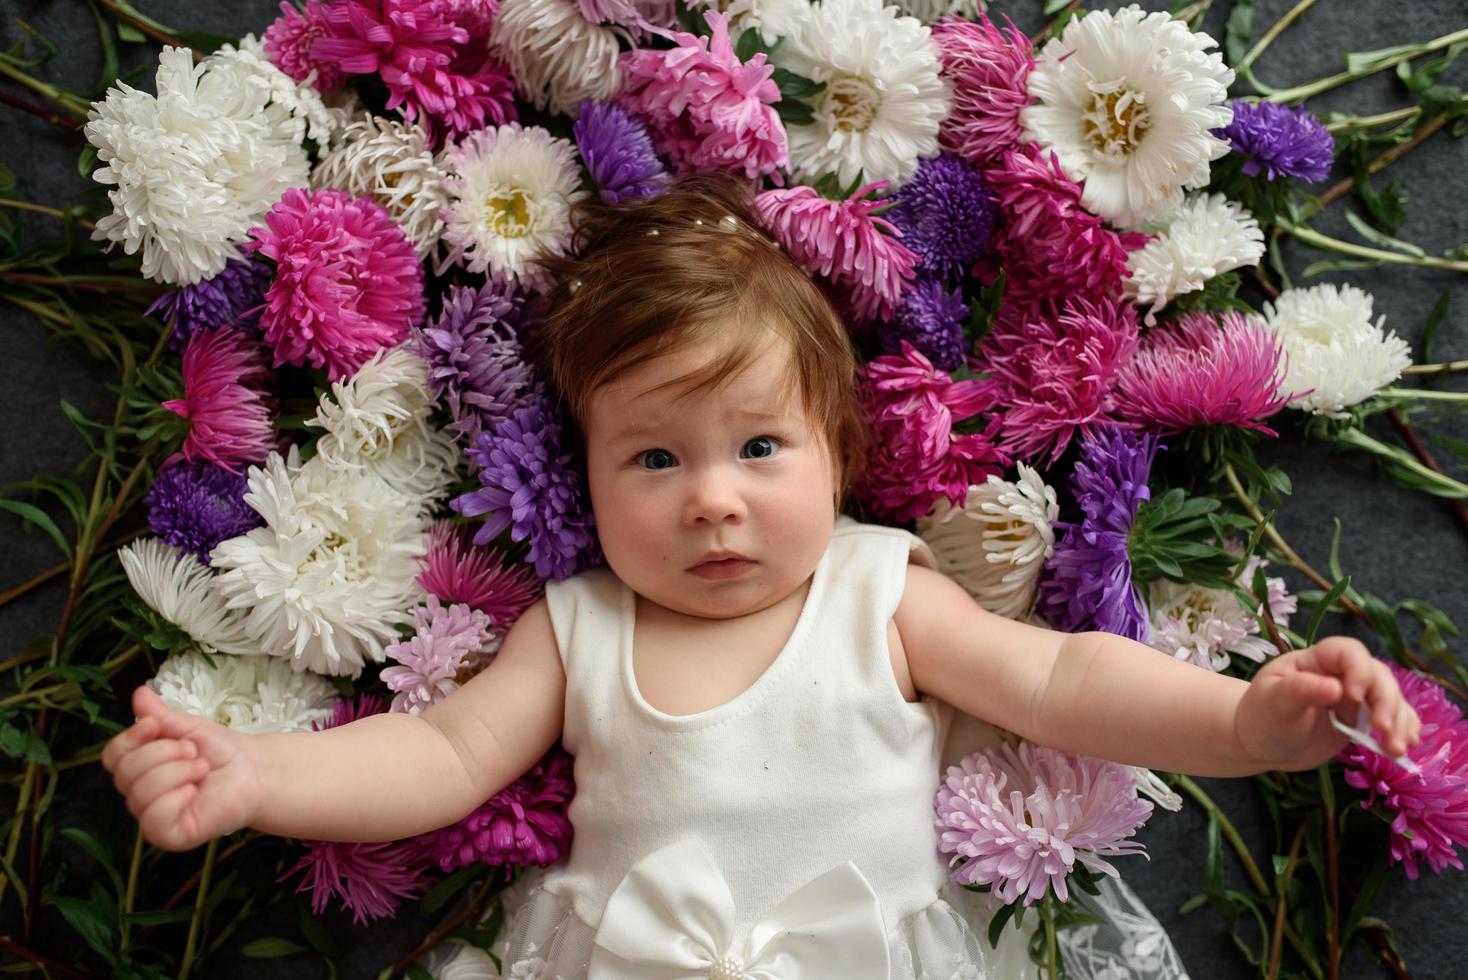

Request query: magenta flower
[
  {"left": 933, "top": 15, "right": 1035, "bottom": 167},
  {"left": 756, "top": 182, "right": 919, "bottom": 325},
  {"left": 417, "top": 520, "right": 542, "bottom": 627},
  {"left": 249, "top": 187, "right": 425, "bottom": 382},
  {"left": 576, "top": 0, "right": 678, "bottom": 37},
  {"left": 279, "top": 838, "right": 432, "bottom": 926},
  {"left": 162, "top": 330, "right": 278, "bottom": 474},
  {"left": 618, "top": 9, "right": 787, "bottom": 181},
  {"left": 427, "top": 746, "right": 575, "bottom": 872},
  {"left": 978, "top": 295, "right": 1140, "bottom": 466},
  {"left": 935, "top": 741, "right": 1152, "bottom": 906},
  {"left": 313, "top": 692, "right": 389, "bottom": 731},
  {"left": 1111, "top": 311, "right": 1292, "bottom": 436},
  {"left": 855, "top": 341, "right": 1009, "bottom": 522},
  {"left": 1341, "top": 663, "right": 1468, "bottom": 880},
  {"left": 264, "top": 0, "right": 344, "bottom": 92},
  {"left": 381, "top": 596, "right": 499, "bottom": 714}
]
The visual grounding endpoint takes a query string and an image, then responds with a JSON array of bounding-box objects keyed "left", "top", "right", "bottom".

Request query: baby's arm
[
  {"left": 897, "top": 564, "right": 1419, "bottom": 776},
  {"left": 103, "top": 599, "right": 564, "bottom": 851}
]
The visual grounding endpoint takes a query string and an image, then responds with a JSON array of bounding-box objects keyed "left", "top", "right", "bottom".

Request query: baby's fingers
[
  {"left": 138, "top": 782, "right": 203, "bottom": 852},
  {"left": 102, "top": 716, "right": 159, "bottom": 773},
  {"left": 1309, "top": 637, "right": 1377, "bottom": 700},
  {"left": 126, "top": 757, "right": 209, "bottom": 822},
  {"left": 1282, "top": 670, "right": 1343, "bottom": 707},
  {"left": 112, "top": 738, "right": 198, "bottom": 796}
]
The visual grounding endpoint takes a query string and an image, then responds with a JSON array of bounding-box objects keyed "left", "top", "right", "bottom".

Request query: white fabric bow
[{"left": 587, "top": 838, "right": 891, "bottom": 980}]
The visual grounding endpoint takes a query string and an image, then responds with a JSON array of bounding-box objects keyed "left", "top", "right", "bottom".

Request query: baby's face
[{"left": 583, "top": 337, "right": 838, "bottom": 620}]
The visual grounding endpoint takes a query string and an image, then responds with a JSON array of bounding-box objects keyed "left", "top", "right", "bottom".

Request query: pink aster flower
[
  {"left": 933, "top": 15, "right": 1035, "bottom": 167},
  {"left": 983, "top": 145, "right": 1148, "bottom": 307},
  {"left": 162, "top": 330, "right": 278, "bottom": 474},
  {"left": 279, "top": 837, "right": 432, "bottom": 925},
  {"left": 618, "top": 9, "right": 788, "bottom": 181},
  {"left": 249, "top": 187, "right": 425, "bottom": 382},
  {"left": 1340, "top": 664, "right": 1468, "bottom": 880},
  {"left": 978, "top": 295, "right": 1140, "bottom": 466},
  {"left": 427, "top": 746, "right": 575, "bottom": 872},
  {"left": 856, "top": 341, "right": 1008, "bottom": 522},
  {"left": 1111, "top": 311, "right": 1292, "bottom": 436},
  {"left": 417, "top": 520, "right": 542, "bottom": 627},
  {"left": 264, "top": 0, "right": 344, "bottom": 93},
  {"left": 756, "top": 182, "right": 919, "bottom": 325},
  {"left": 577, "top": 0, "right": 677, "bottom": 36},
  {"left": 935, "top": 740, "right": 1152, "bottom": 906},
  {"left": 314, "top": 0, "right": 516, "bottom": 145},
  {"left": 381, "top": 596, "right": 499, "bottom": 714}
]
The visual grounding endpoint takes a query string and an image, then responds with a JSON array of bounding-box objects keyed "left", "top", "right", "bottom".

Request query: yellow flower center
[
  {"left": 822, "top": 74, "right": 880, "bottom": 133},
  {"left": 1083, "top": 81, "right": 1151, "bottom": 160},
  {"left": 485, "top": 185, "right": 532, "bottom": 238}
]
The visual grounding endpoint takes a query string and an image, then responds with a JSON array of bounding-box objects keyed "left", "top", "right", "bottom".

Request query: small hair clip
[
  {"left": 646, "top": 228, "right": 660, "bottom": 237},
  {"left": 719, "top": 214, "right": 739, "bottom": 232},
  {"left": 568, "top": 277, "right": 583, "bottom": 294}
]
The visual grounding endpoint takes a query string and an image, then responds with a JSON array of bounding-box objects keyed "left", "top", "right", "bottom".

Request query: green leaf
[
  {"left": 406, "top": 966, "right": 436, "bottom": 980},
  {"left": 59, "top": 828, "right": 123, "bottom": 900},
  {"left": 1344, "top": 210, "right": 1425, "bottom": 256},
  {"left": 0, "top": 498, "right": 72, "bottom": 560},
  {"left": 419, "top": 863, "right": 483, "bottom": 915},
  {"left": 1420, "top": 290, "right": 1450, "bottom": 362},
  {"left": 50, "top": 894, "right": 118, "bottom": 963},
  {"left": 775, "top": 98, "right": 814, "bottom": 127},
  {"left": 986, "top": 899, "right": 1020, "bottom": 948},
  {"left": 242, "top": 937, "right": 311, "bottom": 957},
  {"left": 771, "top": 67, "right": 825, "bottom": 101},
  {"left": 734, "top": 28, "right": 779, "bottom": 63},
  {"left": 116, "top": 20, "right": 147, "bottom": 43},
  {"left": 1300, "top": 258, "right": 1382, "bottom": 278},
  {"left": 1305, "top": 576, "right": 1351, "bottom": 645},
  {"left": 1178, "top": 893, "right": 1209, "bottom": 916},
  {"left": 1225, "top": 0, "right": 1254, "bottom": 66}
]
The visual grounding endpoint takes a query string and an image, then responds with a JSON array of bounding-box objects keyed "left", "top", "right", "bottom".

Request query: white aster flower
[
  {"left": 695, "top": 0, "right": 823, "bottom": 45},
  {"left": 887, "top": 0, "right": 975, "bottom": 25},
  {"left": 1125, "top": 193, "right": 1265, "bottom": 323},
  {"left": 770, "top": 0, "right": 951, "bottom": 188},
  {"left": 308, "top": 345, "right": 460, "bottom": 506},
  {"left": 211, "top": 34, "right": 339, "bottom": 152},
  {"left": 917, "top": 464, "right": 1059, "bottom": 621},
  {"left": 490, "top": 0, "right": 623, "bottom": 116},
  {"left": 1022, "top": 5, "right": 1234, "bottom": 229},
  {"left": 441, "top": 123, "right": 587, "bottom": 291},
  {"left": 118, "top": 538, "right": 262, "bottom": 657},
  {"left": 84, "top": 46, "right": 310, "bottom": 285},
  {"left": 210, "top": 450, "right": 428, "bottom": 677},
  {"left": 1146, "top": 555, "right": 1296, "bottom": 672},
  {"left": 312, "top": 114, "right": 450, "bottom": 259},
  {"left": 149, "top": 649, "right": 335, "bottom": 734},
  {"left": 1264, "top": 283, "right": 1412, "bottom": 417}
]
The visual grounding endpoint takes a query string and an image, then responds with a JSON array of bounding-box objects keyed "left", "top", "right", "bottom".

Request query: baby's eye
[
  {"left": 741, "top": 436, "right": 780, "bottom": 459},
  {"left": 636, "top": 449, "right": 677, "bottom": 470}
]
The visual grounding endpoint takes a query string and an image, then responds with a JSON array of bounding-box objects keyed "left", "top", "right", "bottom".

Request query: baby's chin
[{"left": 635, "top": 571, "right": 808, "bottom": 622}]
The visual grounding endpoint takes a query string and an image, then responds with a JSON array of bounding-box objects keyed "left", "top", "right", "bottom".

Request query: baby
[{"left": 103, "top": 176, "right": 1420, "bottom": 978}]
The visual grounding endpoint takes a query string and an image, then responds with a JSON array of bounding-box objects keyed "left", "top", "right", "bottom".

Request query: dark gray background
[{"left": 2, "top": 0, "right": 1464, "bottom": 976}]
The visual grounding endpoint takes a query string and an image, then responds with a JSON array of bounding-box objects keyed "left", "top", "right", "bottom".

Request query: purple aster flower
[
  {"left": 1037, "top": 426, "right": 1159, "bottom": 641},
  {"left": 882, "top": 278, "right": 969, "bottom": 372},
  {"left": 451, "top": 396, "right": 602, "bottom": 581},
  {"left": 574, "top": 102, "right": 670, "bottom": 205},
  {"left": 380, "top": 596, "right": 498, "bottom": 714},
  {"left": 1218, "top": 100, "right": 1335, "bottom": 183},
  {"left": 143, "top": 461, "right": 263, "bottom": 563},
  {"left": 146, "top": 252, "right": 272, "bottom": 354},
  {"left": 410, "top": 282, "right": 542, "bottom": 445},
  {"left": 885, "top": 153, "right": 996, "bottom": 281},
  {"left": 278, "top": 838, "right": 432, "bottom": 926},
  {"left": 426, "top": 746, "right": 575, "bottom": 872}
]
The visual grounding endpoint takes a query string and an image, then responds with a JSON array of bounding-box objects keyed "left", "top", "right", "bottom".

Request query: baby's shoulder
[{"left": 831, "top": 517, "right": 936, "bottom": 568}]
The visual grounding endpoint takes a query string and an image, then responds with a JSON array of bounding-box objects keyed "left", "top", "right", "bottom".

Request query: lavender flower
[
  {"left": 1218, "top": 100, "right": 1335, "bottom": 182},
  {"left": 427, "top": 746, "right": 575, "bottom": 872},
  {"left": 380, "top": 597, "right": 498, "bottom": 714},
  {"left": 885, "top": 153, "right": 996, "bottom": 281},
  {"left": 883, "top": 278, "right": 969, "bottom": 372},
  {"left": 574, "top": 102, "right": 669, "bottom": 205},
  {"left": 1037, "top": 427, "right": 1159, "bottom": 641},
  {"left": 146, "top": 253, "right": 272, "bottom": 353},
  {"left": 143, "top": 461, "right": 262, "bottom": 563},
  {"left": 451, "top": 396, "right": 601, "bottom": 580}
]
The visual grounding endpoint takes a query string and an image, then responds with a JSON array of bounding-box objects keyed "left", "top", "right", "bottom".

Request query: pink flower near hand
[{"left": 163, "top": 330, "right": 278, "bottom": 474}]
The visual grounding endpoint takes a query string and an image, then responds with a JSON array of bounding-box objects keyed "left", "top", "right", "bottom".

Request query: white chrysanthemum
[
  {"left": 441, "top": 124, "right": 587, "bottom": 291},
  {"left": 1264, "top": 283, "right": 1412, "bottom": 417},
  {"left": 887, "top": 0, "right": 974, "bottom": 25},
  {"left": 1147, "top": 555, "right": 1296, "bottom": 672},
  {"left": 308, "top": 346, "right": 460, "bottom": 506},
  {"left": 312, "top": 115, "right": 450, "bottom": 259},
  {"left": 84, "top": 46, "right": 310, "bottom": 285},
  {"left": 490, "top": 0, "right": 623, "bottom": 116},
  {"left": 212, "top": 34, "right": 339, "bottom": 152},
  {"left": 770, "top": 0, "right": 951, "bottom": 188},
  {"left": 917, "top": 464, "right": 1059, "bottom": 621},
  {"left": 119, "top": 539, "right": 263, "bottom": 656},
  {"left": 1022, "top": 5, "right": 1234, "bottom": 229},
  {"left": 1124, "top": 193, "right": 1264, "bottom": 323},
  {"left": 210, "top": 451, "right": 428, "bottom": 677},
  {"left": 149, "top": 650, "right": 335, "bottom": 734},
  {"left": 695, "top": 0, "right": 821, "bottom": 45}
]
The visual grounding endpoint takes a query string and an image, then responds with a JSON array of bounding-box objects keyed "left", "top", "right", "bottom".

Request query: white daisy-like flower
[
  {"left": 211, "top": 34, "right": 339, "bottom": 152},
  {"left": 308, "top": 345, "right": 460, "bottom": 506},
  {"left": 770, "top": 0, "right": 951, "bottom": 188},
  {"left": 490, "top": 0, "right": 623, "bottom": 116},
  {"left": 210, "top": 450, "right": 428, "bottom": 677},
  {"left": 1125, "top": 193, "right": 1265, "bottom": 323},
  {"left": 1124, "top": 766, "right": 1184, "bottom": 812},
  {"left": 916, "top": 464, "right": 1059, "bottom": 621},
  {"left": 149, "top": 650, "right": 335, "bottom": 734},
  {"left": 84, "top": 46, "right": 310, "bottom": 285},
  {"left": 441, "top": 123, "right": 587, "bottom": 291},
  {"left": 887, "top": 0, "right": 975, "bottom": 26},
  {"left": 118, "top": 538, "right": 262, "bottom": 657},
  {"left": 1264, "top": 283, "right": 1412, "bottom": 417},
  {"left": 1146, "top": 555, "right": 1296, "bottom": 672},
  {"left": 693, "top": 0, "right": 816, "bottom": 45},
  {"left": 312, "top": 114, "right": 450, "bottom": 259},
  {"left": 1022, "top": 5, "right": 1234, "bottom": 229}
]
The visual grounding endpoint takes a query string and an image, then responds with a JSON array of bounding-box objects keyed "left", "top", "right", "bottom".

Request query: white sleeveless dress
[{"left": 488, "top": 518, "right": 1190, "bottom": 980}]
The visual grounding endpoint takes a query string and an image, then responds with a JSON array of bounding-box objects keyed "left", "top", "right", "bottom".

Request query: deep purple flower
[
  {"left": 144, "top": 461, "right": 263, "bottom": 563},
  {"left": 885, "top": 153, "right": 996, "bottom": 281},
  {"left": 1218, "top": 100, "right": 1335, "bottom": 182},
  {"left": 883, "top": 279, "right": 969, "bottom": 372},
  {"left": 427, "top": 746, "right": 575, "bottom": 872},
  {"left": 146, "top": 253, "right": 272, "bottom": 354},
  {"left": 1037, "top": 427, "right": 1159, "bottom": 641},
  {"left": 451, "top": 396, "right": 601, "bottom": 581},
  {"left": 574, "top": 102, "right": 670, "bottom": 205}
]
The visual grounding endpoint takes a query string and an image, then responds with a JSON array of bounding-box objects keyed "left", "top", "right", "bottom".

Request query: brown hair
[{"left": 534, "top": 174, "right": 869, "bottom": 505}]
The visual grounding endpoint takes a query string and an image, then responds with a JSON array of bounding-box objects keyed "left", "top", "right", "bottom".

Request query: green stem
[
  {"left": 1276, "top": 219, "right": 1468, "bottom": 272},
  {"left": 0, "top": 200, "right": 96, "bottom": 231},
  {"left": 1044, "top": 893, "right": 1059, "bottom": 979},
  {"left": 1238, "top": 0, "right": 1318, "bottom": 72},
  {"left": 1334, "top": 427, "right": 1468, "bottom": 498},
  {"left": 1265, "top": 27, "right": 1468, "bottom": 103},
  {"left": 1404, "top": 359, "right": 1468, "bottom": 376},
  {"left": 0, "top": 762, "right": 36, "bottom": 913},
  {"left": 120, "top": 829, "right": 143, "bottom": 952},
  {"left": 0, "top": 61, "right": 89, "bottom": 118},
  {"left": 178, "top": 837, "right": 219, "bottom": 980},
  {"left": 1377, "top": 386, "right": 1468, "bottom": 402}
]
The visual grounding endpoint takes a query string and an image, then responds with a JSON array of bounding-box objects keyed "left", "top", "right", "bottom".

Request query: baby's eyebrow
[{"left": 606, "top": 409, "right": 786, "bottom": 444}]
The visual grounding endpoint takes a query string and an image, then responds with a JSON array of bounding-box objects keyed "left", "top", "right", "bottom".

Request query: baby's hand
[
  {"left": 1236, "top": 637, "right": 1421, "bottom": 772},
  {"left": 101, "top": 685, "right": 263, "bottom": 851}
]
